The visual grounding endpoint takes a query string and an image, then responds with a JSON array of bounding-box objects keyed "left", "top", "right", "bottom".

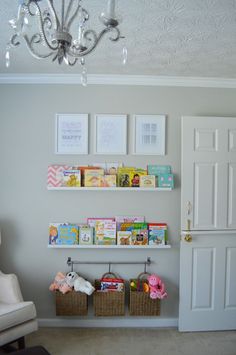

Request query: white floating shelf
[
  {"left": 47, "top": 187, "right": 172, "bottom": 191},
  {"left": 48, "top": 244, "right": 171, "bottom": 249}
]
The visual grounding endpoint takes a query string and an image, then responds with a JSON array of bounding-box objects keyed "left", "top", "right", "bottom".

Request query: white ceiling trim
[{"left": 0, "top": 74, "right": 236, "bottom": 88}]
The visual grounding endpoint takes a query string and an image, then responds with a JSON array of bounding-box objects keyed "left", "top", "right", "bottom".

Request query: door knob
[{"left": 184, "top": 233, "right": 192, "bottom": 243}]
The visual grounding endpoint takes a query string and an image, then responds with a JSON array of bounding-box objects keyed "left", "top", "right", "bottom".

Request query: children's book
[
  {"left": 47, "top": 165, "right": 71, "bottom": 187},
  {"left": 117, "top": 231, "right": 132, "bottom": 245},
  {"left": 79, "top": 226, "right": 94, "bottom": 245},
  {"left": 115, "top": 216, "right": 145, "bottom": 232},
  {"left": 84, "top": 169, "right": 104, "bottom": 187},
  {"left": 130, "top": 169, "right": 147, "bottom": 187},
  {"left": 131, "top": 229, "right": 148, "bottom": 245},
  {"left": 95, "top": 220, "right": 116, "bottom": 245},
  {"left": 148, "top": 223, "right": 168, "bottom": 245},
  {"left": 117, "top": 167, "right": 147, "bottom": 187},
  {"left": 100, "top": 175, "right": 117, "bottom": 187},
  {"left": 117, "top": 167, "right": 135, "bottom": 187},
  {"left": 49, "top": 223, "right": 79, "bottom": 245},
  {"left": 91, "top": 162, "right": 123, "bottom": 175},
  {"left": 62, "top": 169, "right": 81, "bottom": 187},
  {"left": 147, "top": 165, "right": 171, "bottom": 175},
  {"left": 79, "top": 166, "right": 100, "bottom": 186},
  {"left": 119, "top": 222, "right": 148, "bottom": 232},
  {"left": 115, "top": 216, "right": 145, "bottom": 223},
  {"left": 119, "top": 223, "right": 135, "bottom": 232},
  {"left": 87, "top": 218, "right": 115, "bottom": 228},
  {"left": 157, "top": 174, "right": 174, "bottom": 189},
  {"left": 140, "top": 175, "right": 156, "bottom": 188},
  {"left": 49, "top": 223, "right": 60, "bottom": 245},
  {"left": 118, "top": 173, "right": 131, "bottom": 187}
]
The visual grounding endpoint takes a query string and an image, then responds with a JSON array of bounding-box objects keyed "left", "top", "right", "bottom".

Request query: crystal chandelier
[{"left": 6, "top": 0, "right": 127, "bottom": 85}]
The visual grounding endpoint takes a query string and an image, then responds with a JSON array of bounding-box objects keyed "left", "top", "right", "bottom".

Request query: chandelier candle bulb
[{"left": 107, "top": 0, "right": 116, "bottom": 19}]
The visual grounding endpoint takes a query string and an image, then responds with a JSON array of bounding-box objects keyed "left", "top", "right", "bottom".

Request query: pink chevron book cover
[{"left": 47, "top": 165, "right": 71, "bottom": 187}]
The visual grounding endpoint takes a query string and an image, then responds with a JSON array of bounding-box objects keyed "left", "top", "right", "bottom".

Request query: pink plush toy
[
  {"left": 49, "top": 272, "right": 72, "bottom": 294},
  {"left": 147, "top": 274, "right": 167, "bottom": 300}
]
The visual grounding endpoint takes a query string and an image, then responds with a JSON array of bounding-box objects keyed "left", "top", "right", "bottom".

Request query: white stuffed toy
[{"left": 66, "top": 272, "right": 95, "bottom": 296}]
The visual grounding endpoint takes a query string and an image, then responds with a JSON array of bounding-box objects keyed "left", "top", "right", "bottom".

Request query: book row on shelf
[
  {"left": 49, "top": 215, "right": 168, "bottom": 247},
  {"left": 47, "top": 163, "right": 174, "bottom": 189}
]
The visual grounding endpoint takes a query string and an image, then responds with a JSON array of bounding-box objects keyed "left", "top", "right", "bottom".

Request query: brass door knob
[{"left": 184, "top": 234, "right": 192, "bottom": 243}]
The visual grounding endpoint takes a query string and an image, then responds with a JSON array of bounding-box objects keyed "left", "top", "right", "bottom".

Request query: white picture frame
[
  {"left": 55, "top": 114, "right": 88, "bottom": 154},
  {"left": 95, "top": 114, "right": 127, "bottom": 155},
  {"left": 133, "top": 114, "right": 166, "bottom": 155}
]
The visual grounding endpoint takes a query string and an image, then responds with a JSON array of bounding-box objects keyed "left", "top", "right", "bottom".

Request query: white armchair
[{"left": 0, "top": 271, "right": 38, "bottom": 349}]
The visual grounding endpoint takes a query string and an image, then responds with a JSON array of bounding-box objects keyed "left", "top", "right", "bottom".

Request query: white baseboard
[{"left": 38, "top": 317, "right": 178, "bottom": 328}]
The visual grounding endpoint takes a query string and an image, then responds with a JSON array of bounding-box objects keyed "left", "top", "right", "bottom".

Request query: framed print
[
  {"left": 55, "top": 114, "right": 88, "bottom": 154},
  {"left": 95, "top": 114, "right": 127, "bottom": 155},
  {"left": 133, "top": 115, "right": 166, "bottom": 155}
]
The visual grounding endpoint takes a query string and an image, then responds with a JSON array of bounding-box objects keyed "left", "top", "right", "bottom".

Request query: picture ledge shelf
[
  {"left": 48, "top": 244, "right": 171, "bottom": 249},
  {"left": 47, "top": 187, "right": 172, "bottom": 191}
]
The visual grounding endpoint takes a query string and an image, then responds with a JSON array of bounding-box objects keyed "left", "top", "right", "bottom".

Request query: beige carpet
[{"left": 22, "top": 327, "right": 236, "bottom": 355}]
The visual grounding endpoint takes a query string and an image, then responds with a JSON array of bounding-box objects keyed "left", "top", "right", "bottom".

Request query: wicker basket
[
  {"left": 55, "top": 290, "right": 88, "bottom": 316},
  {"left": 129, "top": 272, "right": 161, "bottom": 316},
  {"left": 93, "top": 272, "right": 125, "bottom": 317}
]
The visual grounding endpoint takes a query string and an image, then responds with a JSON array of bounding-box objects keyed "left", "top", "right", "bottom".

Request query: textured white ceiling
[{"left": 1, "top": 0, "right": 236, "bottom": 78}]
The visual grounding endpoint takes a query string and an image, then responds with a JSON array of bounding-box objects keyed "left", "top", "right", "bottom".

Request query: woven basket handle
[
  {"left": 136, "top": 272, "right": 151, "bottom": 280},
  {"left": 101, "top": 272, "right": 119, "bottom": 279}
]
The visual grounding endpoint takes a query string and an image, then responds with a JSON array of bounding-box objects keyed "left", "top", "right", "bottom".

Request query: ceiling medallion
[{"left": 6, "top": 0, "right": 127, "bottom": 85}]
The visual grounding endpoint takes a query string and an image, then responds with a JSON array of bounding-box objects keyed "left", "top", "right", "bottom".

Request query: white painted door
[{"left": 179, "top": 116, "right": 236, "bottom": 331}]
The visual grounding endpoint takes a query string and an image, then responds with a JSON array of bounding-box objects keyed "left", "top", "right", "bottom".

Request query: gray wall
[{"left": 0, "top": 84, "right": 236, "bottom": 319}]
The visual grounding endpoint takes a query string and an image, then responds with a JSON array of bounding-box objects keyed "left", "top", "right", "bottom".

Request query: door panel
[
  {"left": 229, "top": 129, "right": 236, "bottom": 151},
  {"left": 194, "top": 128, "right": 218, "bottom": 152},
  {"left": 228, "top": 164, "right": 236, "bottom": 228},
  {"left": 179, "top": 233, "right": 236, "bottom": 331},
  {"left": 192, "top": 248, "right": 215, "bottom": 310},
  {"left": 193, "top": 163, "right": 217, "bottom": 229},
  {"left": 225, "top": 247, "right": 236, "bottom": 309}
]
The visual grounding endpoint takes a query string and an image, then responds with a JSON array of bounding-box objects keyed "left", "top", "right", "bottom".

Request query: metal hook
[
  {"left": 108, "top": 262, "right": 111, "bottom": 273},
  {"left": 67, "top": 257, "right": 73, "bottom": 271},
  {"left": 145, "top": 257, "right": 151, "bottom": 273},
  {"left": 144, "top": 262, "right": 147, "bottom": 273}
]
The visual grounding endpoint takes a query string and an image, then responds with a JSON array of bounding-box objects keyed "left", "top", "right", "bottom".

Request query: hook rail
[{"left": 67, "top": 256, "right": 151, "bottom": 272}]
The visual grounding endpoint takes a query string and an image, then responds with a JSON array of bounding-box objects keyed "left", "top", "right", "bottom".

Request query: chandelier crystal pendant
[{"left": 7, "top": 0, "right": 126, "bottom": 85}]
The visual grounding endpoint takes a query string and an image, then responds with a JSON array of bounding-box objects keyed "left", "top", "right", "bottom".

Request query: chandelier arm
[
  {"left": 42, "top": 18, "right": 59, "bottom": 50},
  {"left": 10, "top": 34, "right": 21, "bottom": 47},
  {"left": 68, "top": 57, "right": 78, "bottom": 66},
  {"left": 64, "top": 0, "right": 75, "bottom": 26},
  {"left": 66, "top": 1, "right": 82, "bottom": 31},
  {"left": 31, "top": 1, "right": 59, "bottom": 51},
  {"left": 69, "top": 27, "right": 120, "bottom": 57},
  {"left": 108, "top": 27, "right": 121, "bottom": 42},
  {"left": 45, "top": 0, "right": 60, "bottom": 30},
  {"left": 23, "top": 34, "right": 55, "bottom": 60}
]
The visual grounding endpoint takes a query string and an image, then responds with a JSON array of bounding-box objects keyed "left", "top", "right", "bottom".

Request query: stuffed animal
[
  {"left": 66, "top": 271, "right": 95, "bottom": 296},
  {"left": 147, "top": 274, "right": 167, "bottom": 300},
  {"left": 65, "top": 271, "right": 78, "bottom": 288},
  {"left": 49, "top": 272, "right": 72, "bottom": 294}
]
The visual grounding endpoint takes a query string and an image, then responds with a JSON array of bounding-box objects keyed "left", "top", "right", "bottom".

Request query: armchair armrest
[{"left": 0, "top": 271, "right": 24, "bottom": 303}]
